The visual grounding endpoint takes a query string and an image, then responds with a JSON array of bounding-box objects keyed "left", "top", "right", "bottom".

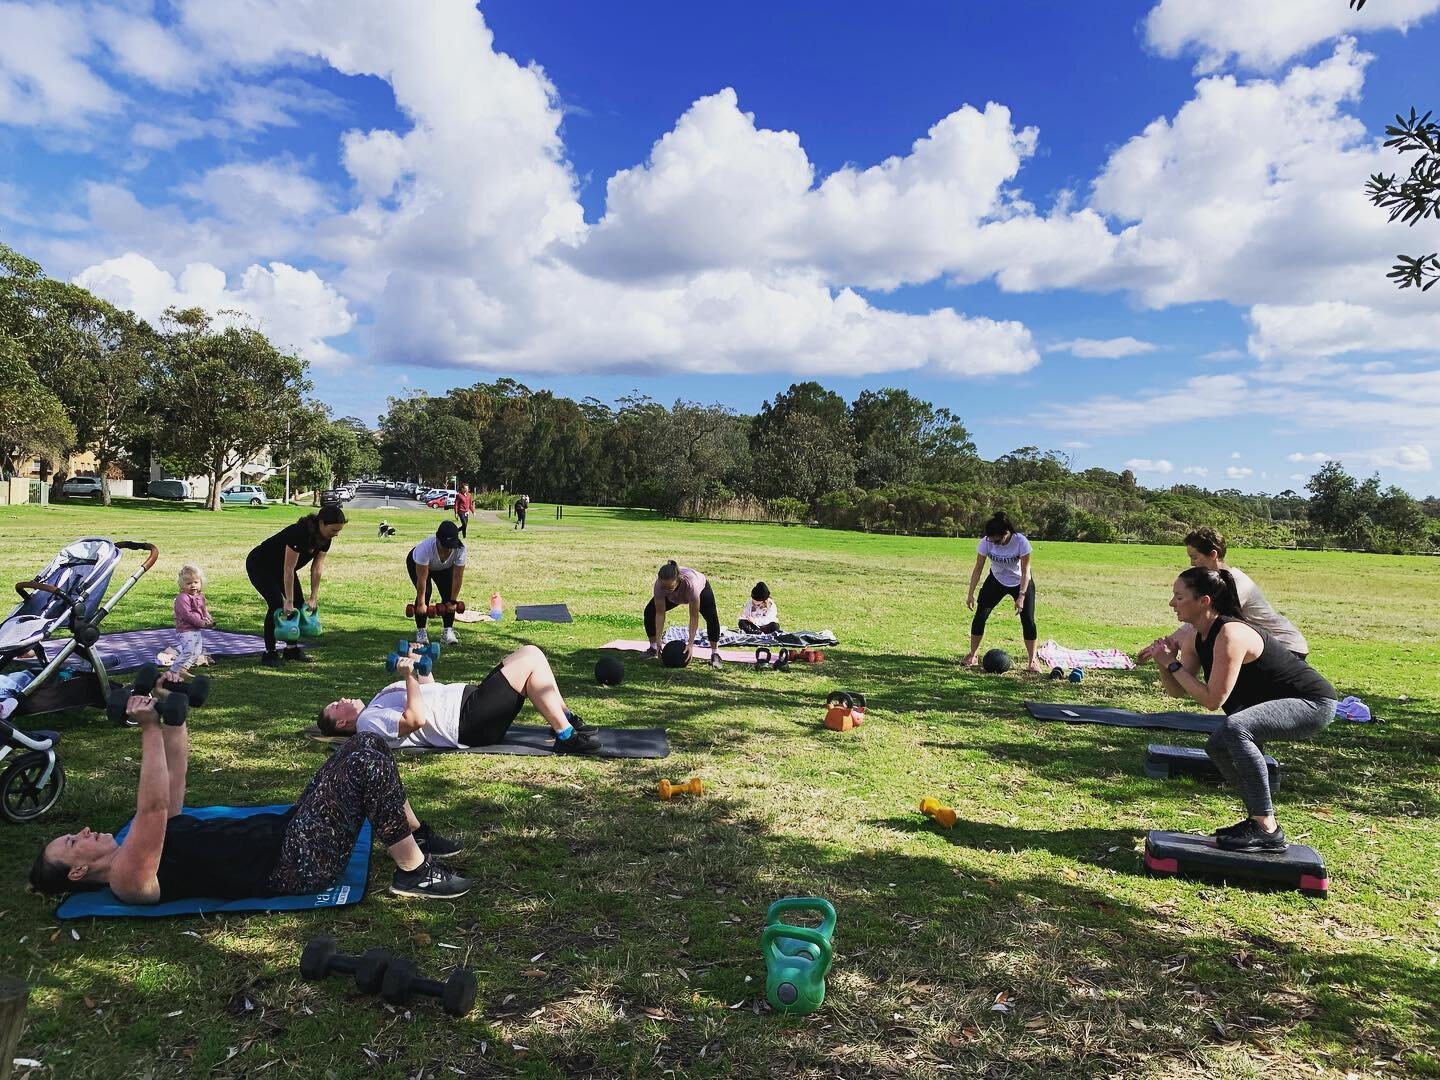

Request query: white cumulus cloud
[
  {"left": 1226, "top": 466, "right": 1254, "bottom": 479},
  {"left": 1287, "top": 451, "right": 1330, "bottom": 463},
  {"left": 1125, "top": 458, "right": 1173, "bottom": 474},
  {"left": 1049, "top": 337, "right": 1157, "bottom": 359},
  {"left": 1145, "top": 0, "right": 1440, "bottom": 72}
]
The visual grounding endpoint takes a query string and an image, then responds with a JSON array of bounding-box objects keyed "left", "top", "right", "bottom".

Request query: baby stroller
[
  {"left": 0, "top": 538, "right": 159, "bottom": 720},
  {"left": 0, "top": 718, "right": 62, "bottom": 822}
]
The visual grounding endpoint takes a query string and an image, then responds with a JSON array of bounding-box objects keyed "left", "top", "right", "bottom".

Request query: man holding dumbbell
[
  {"left": 317, "top": 643, "right": 602, "bottom": 754},
  {"left": 407, "top": 521, "right": 466, "bottom": 647},
  {"left": 31, "top": 695, "right": 471, "bottom": 903}
]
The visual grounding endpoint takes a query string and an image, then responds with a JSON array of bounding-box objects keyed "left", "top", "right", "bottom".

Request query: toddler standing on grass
[{"left": 172, "top": 564, "right": 215, "bottom": 677}]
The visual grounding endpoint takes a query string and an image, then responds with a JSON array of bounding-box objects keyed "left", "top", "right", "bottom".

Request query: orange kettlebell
[{"left": 824, "top": 691, "right": 863, "bottom": 732}]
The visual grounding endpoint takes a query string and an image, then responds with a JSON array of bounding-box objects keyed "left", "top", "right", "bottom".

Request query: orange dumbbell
[
  {"left": 919, "top": 796, "right": 956, "bottom": 829},
  {"left": 658, "top": 778, "right": 703, "bottom": 801}
]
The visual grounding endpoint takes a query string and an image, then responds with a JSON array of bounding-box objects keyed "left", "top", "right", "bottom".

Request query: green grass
[{"left": 2, "top": 499, "right": 1438, "bottom": 1079}]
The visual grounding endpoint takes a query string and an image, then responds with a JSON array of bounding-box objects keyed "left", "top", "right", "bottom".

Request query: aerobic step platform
[
  {"left": 1143, "top": 830, "right": 1327, "bottom": 897},
  {"left": 1144, "top": 744, "right": 1280, "bottom": 788}
]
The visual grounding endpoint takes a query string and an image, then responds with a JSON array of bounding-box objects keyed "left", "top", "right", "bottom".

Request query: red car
[{"left": 426, "top": 491, "right": 456, "bottom": 509}]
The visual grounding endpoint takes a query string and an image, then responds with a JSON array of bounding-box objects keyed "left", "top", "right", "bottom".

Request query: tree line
[
  {"left": 4, "top": 239, "right": 1436, "bottom": 549},
  {"left": 1, "top": 242, "right": 377, "bottom": 510},
  {"left": 377, "top": 379, "right": 1440, "bottom": 553}
]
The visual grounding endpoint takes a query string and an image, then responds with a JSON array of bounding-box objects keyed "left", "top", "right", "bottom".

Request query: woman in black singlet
[
  {"left": 246, "top": 505, "right": 347, "bottom": 666},
  {"left": 1147, "top": 567, "right": 1337, "bottom": 853},
  {"left": 30, "top": 681, "right": 470, "bottom": 903}
]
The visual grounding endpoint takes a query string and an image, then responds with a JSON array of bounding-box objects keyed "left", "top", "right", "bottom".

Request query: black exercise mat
[
  {"left": 305, "top": 725, "right": 667, "bottom": 759},
  {"left": 1025, "top": 700, "right": 1221, "bottom": 733},
  {"left": 1144, "top": 743, "right": 1279, "bottom": 786},
  {"left": 515, "top": 604, "right": 573, "bottom": 623}
]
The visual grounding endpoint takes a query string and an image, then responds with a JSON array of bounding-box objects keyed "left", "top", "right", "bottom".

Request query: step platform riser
[{"left": 1143, "top": 830, "right": 1327, "bottom": 898}]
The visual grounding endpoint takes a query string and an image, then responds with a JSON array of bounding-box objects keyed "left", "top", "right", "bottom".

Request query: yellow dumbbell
[
  {"left": 919, "top": 796, "right": 956, "bottom": 829},
  {"left": 658, "top": 778, "right": 704, "bottom": 801}
]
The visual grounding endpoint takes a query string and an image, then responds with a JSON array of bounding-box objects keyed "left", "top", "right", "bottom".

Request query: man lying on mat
[
  {"left": 32, "top": 680, "right": 471, "bottom": 902},
  {"left": 319, "top": 643, "right": 601, "bottom": 755}
]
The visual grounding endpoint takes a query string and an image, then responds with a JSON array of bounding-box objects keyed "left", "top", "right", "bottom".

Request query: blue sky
[{"left": 3, "top": 0, "right": 1439, "bottom": 494}]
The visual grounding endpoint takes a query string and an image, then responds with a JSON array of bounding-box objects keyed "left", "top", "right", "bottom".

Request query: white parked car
[
  {"left": 220, "top": 484, "right": 269, "bottom": 506},
  {"left": 61, "top": 476, "right": 105, "bottom": 499}
]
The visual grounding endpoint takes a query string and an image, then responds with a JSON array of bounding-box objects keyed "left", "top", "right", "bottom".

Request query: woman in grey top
[{"left": 1140, "top": 527, "right": 1309, "bottom": 663}]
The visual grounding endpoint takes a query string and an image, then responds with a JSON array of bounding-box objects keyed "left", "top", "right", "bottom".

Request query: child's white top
[{"left": 741, "top": 598, "right": 779, "bottom": 624}]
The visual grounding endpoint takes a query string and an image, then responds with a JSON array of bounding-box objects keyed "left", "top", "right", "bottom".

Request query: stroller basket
[{"left": 1, "top": 538, "right": 159, "bottom": 717}]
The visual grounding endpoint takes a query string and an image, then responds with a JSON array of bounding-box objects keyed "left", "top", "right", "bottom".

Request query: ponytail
[{"left": 1176, "top": 566, "right": 1242, "bottom": 618}]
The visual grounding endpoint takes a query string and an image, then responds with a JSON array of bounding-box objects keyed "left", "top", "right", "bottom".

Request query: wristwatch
[{"left": 1167, "top": 660, "right": 1183, "bottom": 673}]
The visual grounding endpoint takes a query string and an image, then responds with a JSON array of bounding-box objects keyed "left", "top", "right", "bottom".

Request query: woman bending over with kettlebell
[
  {"left": 1147, "top": 567, "right": 1337, "bottom": 852},
  {"left": 246, "top": 505, "right": 346, "bottom": 667}
]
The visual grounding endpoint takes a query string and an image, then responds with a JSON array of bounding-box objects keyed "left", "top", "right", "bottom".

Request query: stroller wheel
[{"left": 1, "top": 752, "right": 66, "bottom": 823}]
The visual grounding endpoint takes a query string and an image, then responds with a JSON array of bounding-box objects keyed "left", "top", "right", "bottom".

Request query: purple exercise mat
[{"left": 64, "top": 628, "right": 271, "bottom": 674}]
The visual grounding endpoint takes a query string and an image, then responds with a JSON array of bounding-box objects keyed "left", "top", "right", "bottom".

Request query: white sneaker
[
  {"left": 414, "top": 628, "right": 429, "bottom": 644},
  {"left": 441, "top": 628, "right": 460, "bottom": 645}
]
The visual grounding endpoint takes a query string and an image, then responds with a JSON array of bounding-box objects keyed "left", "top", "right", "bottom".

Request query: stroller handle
[
  {"left": 14, "top": 580, "right": 77, "bottom": 609},
  {"left": 116, "top": 542, "right": 160, "bottom": 571}
]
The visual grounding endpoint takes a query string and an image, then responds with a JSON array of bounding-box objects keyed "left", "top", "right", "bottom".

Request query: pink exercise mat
[{"left": 600, "top": 639, "right": 759, "bottom": 663}]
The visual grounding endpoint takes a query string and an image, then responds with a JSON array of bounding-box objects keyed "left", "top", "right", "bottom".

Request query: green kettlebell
[
  {"left": 763, "top": 897, "right": 836, "bottom": 1015},
  {"left": 298, "top": 605, "right": 322, "bottom": 638},
  {"left": 273, "top": 608, "right": 301, "bottom": 643}
]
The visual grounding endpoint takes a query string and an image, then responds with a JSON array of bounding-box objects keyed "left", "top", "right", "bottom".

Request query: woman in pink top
[
  {"left": 645, "top": 560, "right": 724, "bottom": 669},
  {"left": 171, "top": 563, "right": 215, "bottom": 677}
]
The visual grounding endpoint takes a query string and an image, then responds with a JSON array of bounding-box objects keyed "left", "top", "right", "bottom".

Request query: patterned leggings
[{"left": 266, "top": 733, "right": 413, "bottom": 894}]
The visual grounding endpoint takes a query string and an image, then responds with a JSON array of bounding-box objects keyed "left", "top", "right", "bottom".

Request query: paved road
[{"left": 343, "top": 484, "right": 445, "bottom": 512}]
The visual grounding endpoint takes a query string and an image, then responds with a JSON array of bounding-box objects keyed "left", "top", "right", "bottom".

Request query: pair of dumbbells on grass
[
  {"left": 386, "top": 640, "right": 441, "bottom": 676},
  {"left": 1048, "top": 667, "right": 1085, "bottom": 683},
  {"left": 404, "top": 600, "right": 466, "bottom": 618},
  {"left": 106, "top": 662, "right": 209, "bottom": 726},
  {"left": 299, "top": 936, "right": 476, "bottom": 1017}
]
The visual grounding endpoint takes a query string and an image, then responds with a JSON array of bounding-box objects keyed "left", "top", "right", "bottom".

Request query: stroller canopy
[{"left": 0, "top": 538, "right": 121, "bottom": 655}]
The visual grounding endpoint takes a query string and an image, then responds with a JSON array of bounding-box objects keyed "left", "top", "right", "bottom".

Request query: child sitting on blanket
[
  {"left": 738, "top": 582, "right": 780, "bottom": 634},
  {"left": 171, "top": 564, "right": 215, "bottom": 677}
]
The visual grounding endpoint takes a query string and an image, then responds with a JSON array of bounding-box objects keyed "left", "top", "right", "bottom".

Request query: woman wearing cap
[
  {"left": 646, "top": 560, "right": 724, "bottom": 669},
  {"left": 246, "top": 505, "right": 347, "bottom": 667},
  {"left": 408, "top": 520, "right": 467, "bottom": 646}
]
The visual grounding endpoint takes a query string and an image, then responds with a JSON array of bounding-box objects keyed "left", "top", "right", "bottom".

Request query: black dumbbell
[
  {"left": 106, "top": 685, "right": 188, "bottom": 726},
  {"left": 380, "top": 957, "right": 477, "bottom": 1017},
  {"left": 299, "top": 936, "right": 396, "bottom": 994},
  {"left": 133, "top": 662, "right": 211, "bottom": 706}
]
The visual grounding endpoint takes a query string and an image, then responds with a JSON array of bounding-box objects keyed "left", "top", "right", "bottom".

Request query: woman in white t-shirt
[
  {"left": 961, "top": 511, "right": 1042, "bottom": 672},
  {"left": 407, "top": 520, "right": 467, "bottom": 646}
]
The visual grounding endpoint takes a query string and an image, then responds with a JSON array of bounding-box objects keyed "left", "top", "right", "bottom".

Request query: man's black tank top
[
  {"left": 155, "top": 809, "right": 296, "bottom": 900},
  {"left": 1195, "top": 614, "right": 1336, "bottom": 716}
]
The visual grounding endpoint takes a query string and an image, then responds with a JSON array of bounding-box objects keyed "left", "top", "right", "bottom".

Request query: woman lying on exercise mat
[
  {"left": 318, "top": 644, "right": 601, "bottom": 754},
  {"left": 961, "top": 511, "right": 1042, "bottom": 672},
  {"left": 1148, "top": 567, "right": 1337, "bottom": 852},
  {"left": 31, "top": 683, "right": 470, "bottom": 902},
  {"left": 1140, "top": 526, "right": 1309, "bottom": 664}
]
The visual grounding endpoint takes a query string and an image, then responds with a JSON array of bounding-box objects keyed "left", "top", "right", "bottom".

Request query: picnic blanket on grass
[{"left": 1037, "top": 639, "right": 1135, "bottom": 671}]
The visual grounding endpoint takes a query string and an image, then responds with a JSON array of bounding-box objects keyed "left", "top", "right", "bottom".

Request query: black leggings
[
  {"left": 738, "top": 619, "right": 780, "bottom": 635},
  {"left": 645, "top": 583, "right": 721, "bottom": 646},
  {"left": 458, "top": 664, "right": 526, "bottom": 745},
  {"left": 266, "top": 733, "right": 411, "bottom": 894},
  {"left": 406, "top": 553, "right": 455, "bottom": 630},
  {"left": 246, "top": 552, "right": 305, "bottom": 656},
  {"left": 970, "top": 574, "right": 1038, "bottom": 641},
  {"left": 456, "top": 512, "right": 469, "bottom": 539}
]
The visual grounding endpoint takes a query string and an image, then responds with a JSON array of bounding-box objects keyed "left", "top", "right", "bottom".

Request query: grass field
[{"left": 1, "top": 499, "right": 1437, "bottom": 1079}]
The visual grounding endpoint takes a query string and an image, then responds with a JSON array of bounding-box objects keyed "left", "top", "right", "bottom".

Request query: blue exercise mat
[{"left": 56, "top": 804, "right": 371, "bottom": 919}]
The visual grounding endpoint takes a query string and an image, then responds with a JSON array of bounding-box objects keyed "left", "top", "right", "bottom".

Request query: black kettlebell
[
  {"left": 774, "top": 648, "right": 791, "bottom": 672},
  {"left": 755, "top": 647, "right": 772, "bottom": 670}
]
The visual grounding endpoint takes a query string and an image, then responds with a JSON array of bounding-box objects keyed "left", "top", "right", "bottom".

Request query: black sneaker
[
  {"left": 413, "top": 821, "right": 464, "bottom": 858},
  {"left": 284, "top": 647, "right": 313, "bottom": 663},
  {"left": 643, "top": 645, "right": 658, "bottom": 659},
  {"left": 261, "top": 651, "right": 282, "bottom": 668},
  {"left": 1214, "top": 817, "right": 1253, "bottom": 839},
  {"left": 390, "top": 858, "right": 472, "bottom": 899},
  {"left": 553, "top": 726, "right": 602, "bottom": 754},
  {"left": 1215, "top": 818, "right": 1288, "bottom": 853},
  {"left": 567, "top": 713, "right": 590, "bottom": 731}
]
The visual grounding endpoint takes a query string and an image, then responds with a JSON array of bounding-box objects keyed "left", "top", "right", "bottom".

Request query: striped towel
[{"left": 1037, "top": 639, "right": 1136, "bottom": 671}]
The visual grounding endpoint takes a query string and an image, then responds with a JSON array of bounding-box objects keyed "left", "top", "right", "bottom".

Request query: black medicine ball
[
  {"left": 661, "top": 639, "right": 690, "bottom": 668},
  {"left": 982, "top": 648, "right": 1013, "bottom": 674},
  {"left": 595, "top": 655, "right": 624, "bottom": 686}
]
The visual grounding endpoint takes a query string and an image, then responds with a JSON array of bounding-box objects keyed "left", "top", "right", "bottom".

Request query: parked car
[
  {"left": 426, "top": 491, "right": 457, "bottom": 509},
  {"left": 61, "top": 476, "right": 104, "bottom": 499},
  {"left": 148, "top": 478, "right": 191, "bottom": 500},
  {"left": 220, "top": 484, "right": 268, "bottom": 506},
  {"left": 319, "top": 489, "right": 346, "bottom": 507}
]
